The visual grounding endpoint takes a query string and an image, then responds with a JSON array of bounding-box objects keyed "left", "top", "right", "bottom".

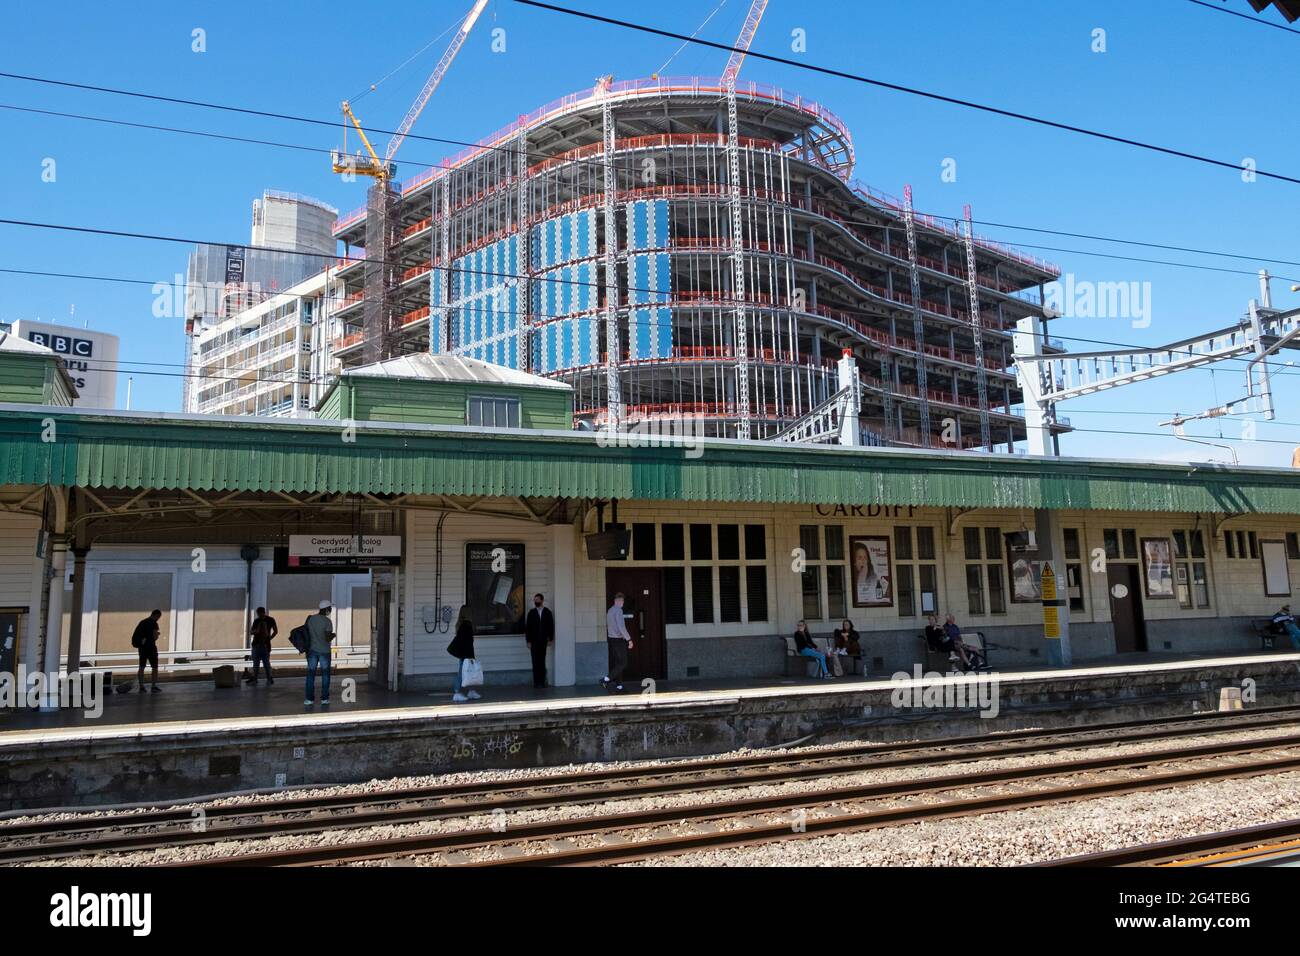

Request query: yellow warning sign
[
  {"left": 1043, "top": 605, "right": 1060, "bottom": 639},
  {"left": 1041, "top": 563, "right": 1057, "bottom": 602}
]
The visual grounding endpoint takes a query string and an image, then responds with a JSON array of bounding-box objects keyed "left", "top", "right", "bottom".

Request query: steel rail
[
  {"left": 178, "top": 734, "right": 1300, "bottom": 867},
  {"left": 1037, "top": 818, "right": 1300, "bottom": 867},
  {"left": 7, "top": 709, "right": 1300, "bottom": 864}
]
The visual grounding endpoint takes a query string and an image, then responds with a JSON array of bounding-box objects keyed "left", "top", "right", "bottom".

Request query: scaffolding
[{"left": 328, "top": 77, "right": 1060, "bottom": 450}]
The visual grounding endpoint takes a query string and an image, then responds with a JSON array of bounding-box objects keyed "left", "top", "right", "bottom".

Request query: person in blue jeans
[
  {"left": 793, "top": 620, "right": 833, "bottom": 679},
  {"left": 305, "top": 600, "right": 335, "bottom": 705},
  {"left": 1273, "top": 606, "right": 1300, "bottom": 649}
]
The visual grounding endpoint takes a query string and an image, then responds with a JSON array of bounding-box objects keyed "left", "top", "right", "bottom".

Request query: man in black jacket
[
  {"left": 524, "top": 593, "right": 555, "bottom": 688},
  {"left": 131, "top": 609, "right": 163, "bottom": 693}
]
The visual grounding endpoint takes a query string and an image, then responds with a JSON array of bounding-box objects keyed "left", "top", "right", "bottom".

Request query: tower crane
[{"left": 330, "top": 0, "right": 489, "bottom": 363}]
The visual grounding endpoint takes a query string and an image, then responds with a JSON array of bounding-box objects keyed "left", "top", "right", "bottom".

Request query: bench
[
  {"left": 917, "top": 630, "right": 997, "bottom": 673},
  {"left": 1252, "top": 619, "right": 1295, "bottom": 651},
  {"left": 781, "top": 635, "right": 818, "bottom": 677},
  {"left": 781, "top": 635, "right": 862, "bottom": 677}
]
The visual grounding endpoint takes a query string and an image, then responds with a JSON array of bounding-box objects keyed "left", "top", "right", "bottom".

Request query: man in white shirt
[{"left": 601, "top": 592, "right": 633, "bottom": 693}]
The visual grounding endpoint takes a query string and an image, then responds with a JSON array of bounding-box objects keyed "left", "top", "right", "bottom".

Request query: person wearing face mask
[
  {"left": 602, "top": 592, "right": 633, "bottom": 693},
  {"left": 524, "top": 592, "right": 555, "bottom": 688}
]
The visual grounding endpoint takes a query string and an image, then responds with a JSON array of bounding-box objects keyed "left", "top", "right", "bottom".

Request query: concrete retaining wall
[{"left": 2, "top": 657, "right": 1298, "bottom": 813}]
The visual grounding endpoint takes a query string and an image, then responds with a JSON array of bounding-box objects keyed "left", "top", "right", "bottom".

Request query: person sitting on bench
[
  {"left": 833, "top": 619, "right": 862, "bottom": 659},
  {"left": 793, "top": 620, "right": 834, "bottom": 679},
  {"left": 946, "top": 616, "right": 982, "bottom": 671},
  {"left": 931, "top": 613, "right": 973, "bottom": 669},
  {"left": 1272, "top": 606, "right": 1300, "bottom": 650}
]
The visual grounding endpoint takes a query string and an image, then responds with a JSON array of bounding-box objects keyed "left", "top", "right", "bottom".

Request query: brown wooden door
[
  {"left": 1107, "top": 563, "right": 1147, "bottom": 653},
  {"left": 605, "top": 568, "right": 666, "bottom": 682}
]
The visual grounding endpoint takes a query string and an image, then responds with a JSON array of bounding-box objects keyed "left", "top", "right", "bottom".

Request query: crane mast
[{"left": 330, "top": 0, "right": 488, "bottom": 364}]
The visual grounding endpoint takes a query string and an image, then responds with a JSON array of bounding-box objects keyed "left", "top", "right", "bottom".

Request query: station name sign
[
  {"left": 275, "top": 535, "right": 402, "bottom": 573},
  {"left": 812, "top": 504, "right": 917, "bottom": 518},
  {"left": 289, "top": 535, "right": 401, "bottom": 558}
]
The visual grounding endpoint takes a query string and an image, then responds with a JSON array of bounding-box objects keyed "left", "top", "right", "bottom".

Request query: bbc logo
[{"left": 26, "top": 332, "right": 94, "bottom": 357}]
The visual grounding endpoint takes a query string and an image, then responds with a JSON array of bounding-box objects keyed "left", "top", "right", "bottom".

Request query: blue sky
[{"left": 1, "top": 0, "right": 1297, "bottom": 465}]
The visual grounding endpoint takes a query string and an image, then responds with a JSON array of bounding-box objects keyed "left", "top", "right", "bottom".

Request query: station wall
[
  {"left": 563, "top": 501, "right": 1300, "bottom": 682},
  {"left": 403, "top": 510, "right": 563, "bottom": 689},
  {"left": 52, "top": 547, "right": 371, "bottom": 668}
]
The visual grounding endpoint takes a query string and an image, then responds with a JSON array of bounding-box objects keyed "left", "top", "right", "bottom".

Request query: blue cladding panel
[
  {"left": 530, "top": 209, "right": 598, "bottom": 373},
  {"left": 450, "top": 234, "right": 522, "bottom": 370},
  {"left": 625, "top": 199, "right": 672, "bottom": 362}
]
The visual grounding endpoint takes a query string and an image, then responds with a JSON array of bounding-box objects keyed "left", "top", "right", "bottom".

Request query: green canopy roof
[{"left": 1, "top": 405, "right": 1297, "bottom": 515}]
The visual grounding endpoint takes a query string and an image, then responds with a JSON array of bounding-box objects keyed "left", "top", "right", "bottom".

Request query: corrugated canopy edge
[{"left": 1, "top": 405, "right": 1297, "bottom": 515}]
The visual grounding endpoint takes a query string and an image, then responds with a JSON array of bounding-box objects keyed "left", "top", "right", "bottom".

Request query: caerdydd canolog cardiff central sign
[{"left": 274, "top": 535, "right": 402, "bottom": 573}]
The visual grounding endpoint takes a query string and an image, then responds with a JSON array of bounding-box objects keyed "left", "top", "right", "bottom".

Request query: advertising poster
[
  {"left": 849, "top": 536, "right": 892, "bottom": 607},
  {"left": 465, "top": 542, "right": 526, "bottom": 634},
  {"left": 1142, "top": 537, "right": 1175, "bottom": 599}
]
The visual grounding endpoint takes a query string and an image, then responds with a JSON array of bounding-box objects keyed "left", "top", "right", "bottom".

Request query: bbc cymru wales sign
[{"left": 13, "top": 319, "right": 120, "bottom": 408}]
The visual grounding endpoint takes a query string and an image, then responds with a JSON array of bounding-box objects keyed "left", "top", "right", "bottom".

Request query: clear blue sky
[{"left": 1, "top": 0, "right": 1297, "bottom": 465}]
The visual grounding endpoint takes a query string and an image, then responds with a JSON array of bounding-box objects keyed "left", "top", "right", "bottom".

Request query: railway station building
[{"left": 1, "top": 348, "right": 1298, "bottom": 696}]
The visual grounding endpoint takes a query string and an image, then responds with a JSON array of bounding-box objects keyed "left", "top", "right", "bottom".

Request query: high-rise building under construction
[{"left": 329, "top": 76, "right": 1067, "bottom": 450}]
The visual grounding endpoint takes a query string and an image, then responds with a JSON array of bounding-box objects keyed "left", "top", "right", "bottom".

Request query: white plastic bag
[{"left": 460, "top": 658, "right": 484, "bottom": 688}]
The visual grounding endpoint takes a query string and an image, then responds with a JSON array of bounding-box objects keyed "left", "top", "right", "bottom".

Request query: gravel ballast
[{"left": 12, "top": 721, "right": 1300, "bottom": 867}]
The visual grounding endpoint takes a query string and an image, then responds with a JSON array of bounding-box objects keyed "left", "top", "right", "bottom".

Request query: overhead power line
[
  {"left": 1185, "top": 0, "right": 1300, "bottom": 34},
  {"left": 4, "top": 203, "right": 1300, "bottom": 382},
  {"left": 510, "top": 0, "right": 1300, "bottom": 186},
  {"left": 9, "top": 89, "right": 1300, "bottom": 282}
]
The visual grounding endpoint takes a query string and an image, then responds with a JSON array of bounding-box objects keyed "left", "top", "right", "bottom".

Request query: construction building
[
  {"left": 330, "top": 76, "right": 1069, "bottom": 450},
  {"left": 182, "top": 191, "right": 338, "bottom": 414}
]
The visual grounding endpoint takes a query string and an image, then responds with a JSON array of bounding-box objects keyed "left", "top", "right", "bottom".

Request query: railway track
[
  {"left": 185, "top": 734, "right": 1300, "bottom": 866},
  {"left": 7, "top": 706, "right": 1300, "bottom": 867},
  {"left": 1042, "top": 818, "right": 1300, "bottom": 867}
]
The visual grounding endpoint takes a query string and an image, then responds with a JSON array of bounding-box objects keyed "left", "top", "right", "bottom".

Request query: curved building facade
[{"left": 331, "top": 76, "right": 1065, "bottom": 450}]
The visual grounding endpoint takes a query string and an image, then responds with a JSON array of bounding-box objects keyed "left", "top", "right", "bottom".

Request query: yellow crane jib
[
  {"left": 330, "top": 0, "right": 487, "bottom": 184},
  {"left": 331, "top": 101, "right": 393, "bottom": 181}
]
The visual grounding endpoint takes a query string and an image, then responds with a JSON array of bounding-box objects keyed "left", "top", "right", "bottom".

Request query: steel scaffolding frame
[{"left": 328, "top": 82, "right": 1056, "bottom": 451}]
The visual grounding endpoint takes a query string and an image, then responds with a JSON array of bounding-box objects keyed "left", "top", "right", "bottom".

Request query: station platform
[
  {"left": 3, "top": 650, "right": 1299, "bottom": 812},
  {"left": 2, "top": 649, "right": 1293, "bottom": 738}
]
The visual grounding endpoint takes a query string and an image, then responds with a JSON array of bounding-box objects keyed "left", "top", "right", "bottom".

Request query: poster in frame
[
  {"left": 1141, "top": 537, "right": 1175, "bottom": 599},
  {"left": 849, "top": 536, "right": 893, "bottom": 607},
  {"left": 1007, "top": 554, "right": 1042, "bottom": 604},
  {"left": 465, "top": 542, "right": 527, "bottom": 634}
]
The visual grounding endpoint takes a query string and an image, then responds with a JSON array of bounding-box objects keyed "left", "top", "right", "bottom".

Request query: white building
[
  {"left": 189, "top": 270, "right": 343, "bottom": 418},
  {"left": 251, "top": 190, "right": 336, "bottom": 255},
  {"left": 182, "top": 191, "right": 338, "bottom": 412}
]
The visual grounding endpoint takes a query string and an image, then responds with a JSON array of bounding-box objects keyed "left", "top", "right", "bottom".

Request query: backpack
[
  {"left": 251, "top": 617, "right": 274, "bottom": 643},
  {"left": 288, "top": 617, "right": 311, "bottom": 654}
]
